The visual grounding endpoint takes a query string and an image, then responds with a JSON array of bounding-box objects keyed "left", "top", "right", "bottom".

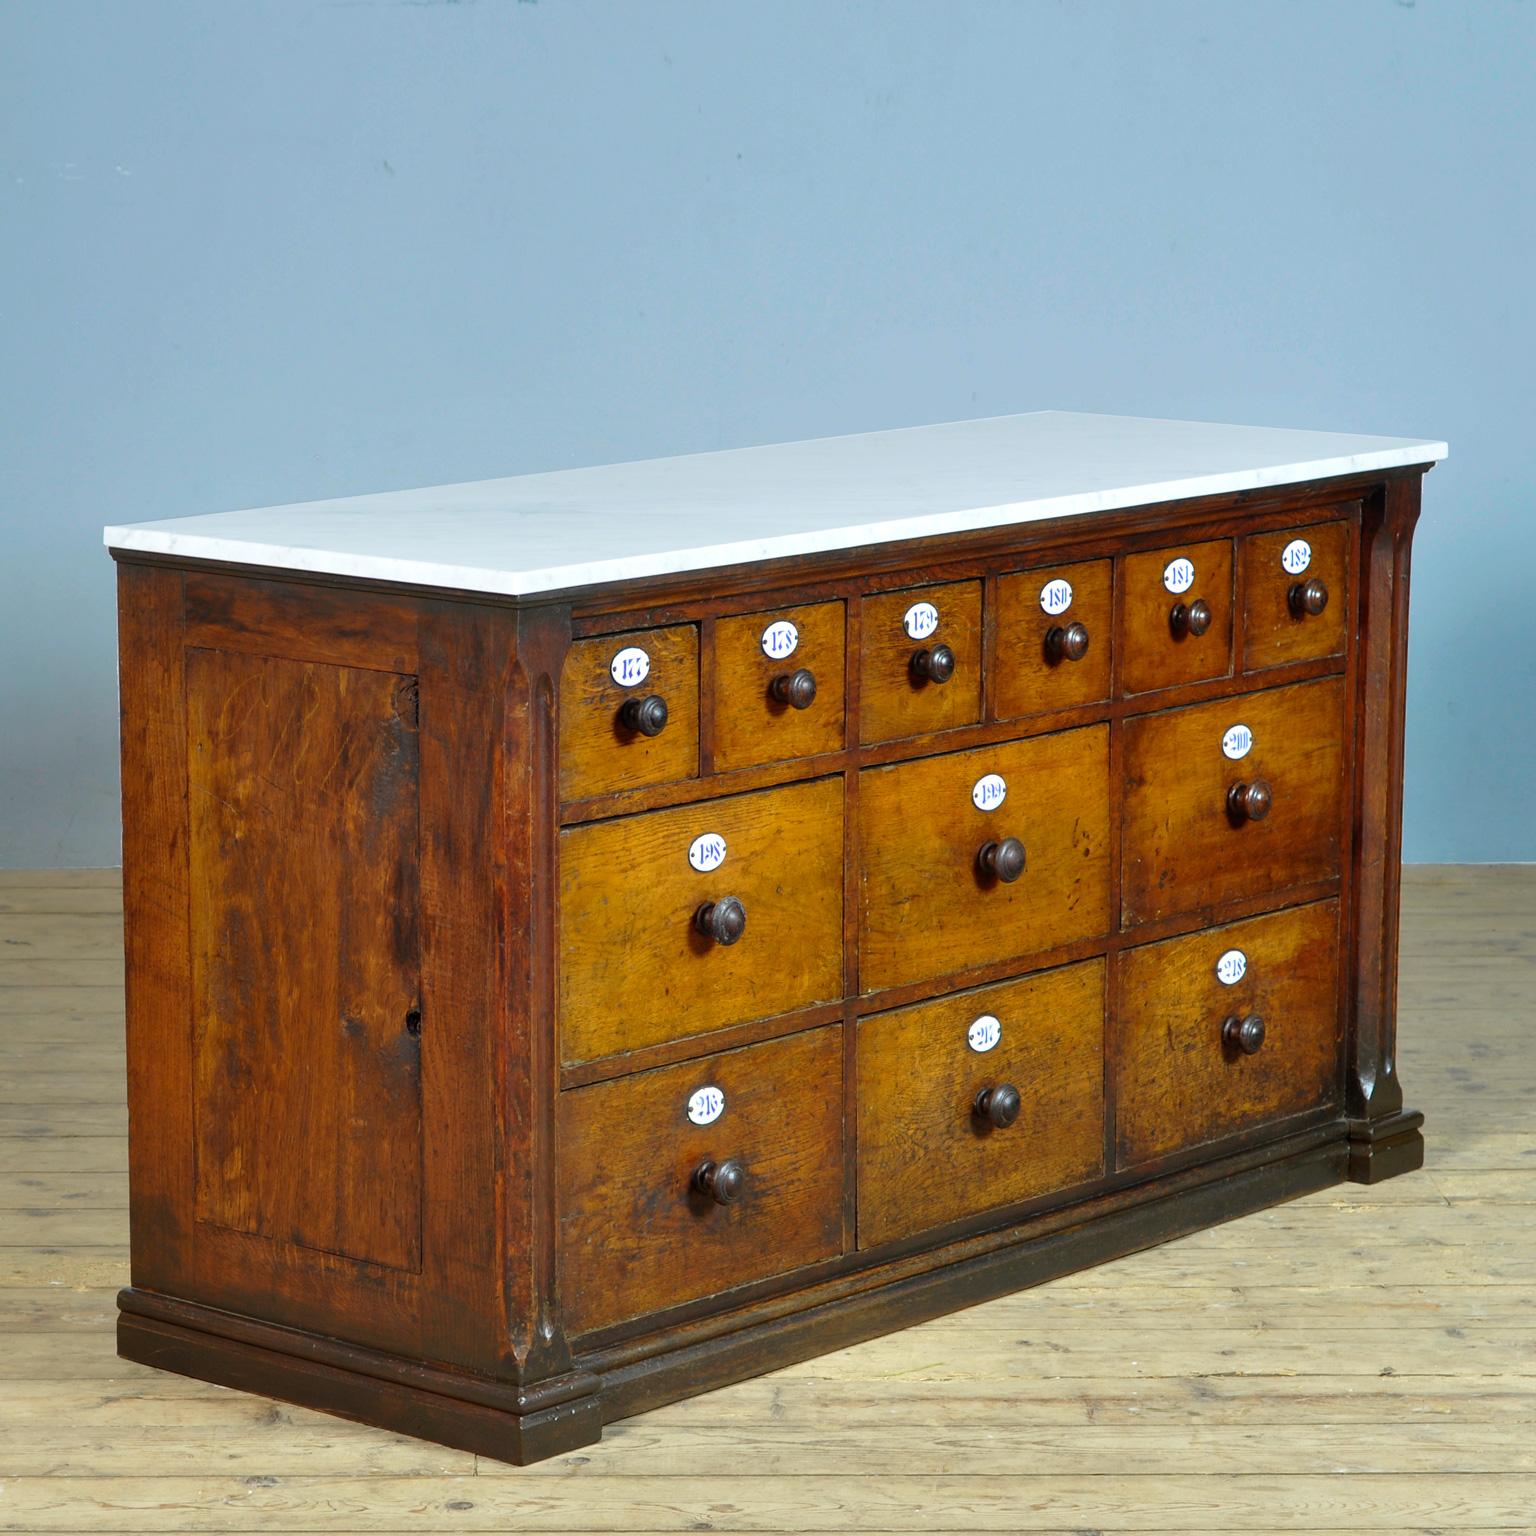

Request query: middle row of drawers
[{"left": 560, "top": 675, "right": 1347, "bottom": 1066}]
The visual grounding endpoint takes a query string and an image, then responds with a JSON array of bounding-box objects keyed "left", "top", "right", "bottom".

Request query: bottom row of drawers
[{"left": 557, "top": 899, "right": 1342, "bottom": 1335}]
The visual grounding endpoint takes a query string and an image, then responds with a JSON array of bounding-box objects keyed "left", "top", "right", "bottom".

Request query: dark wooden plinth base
[
  {"left": 118, "top": 1117, "right": 1421, "bottom": 1466},
  {"left": 1347, "top": 1108, "right": 1427, "bottom": 1184}
]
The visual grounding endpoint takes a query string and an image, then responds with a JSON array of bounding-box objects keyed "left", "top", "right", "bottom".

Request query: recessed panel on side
[{"left": 186, "top": 647, "right": 424, "bottom": 1273}]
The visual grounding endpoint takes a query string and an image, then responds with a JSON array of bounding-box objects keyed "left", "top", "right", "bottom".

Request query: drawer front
[
  {"left": 1121, "top": 539, "right": 1233, "bottom": 695},
  {"left": 856, "top": 959, "right": 1105, "bottom": 1248},
  {"left": 995, "top": 559, "right": 1112, "bottom": 720},
  {"left": 859, "top": 725, "right": 1111, "bottom": 993},
  {"left": 559, "top": 778, "right": 844, "bottom": 1064},
  {"left": 560, "top": 624, "right": 699, "bottom": 800},
  {"left": 713, "top": 601, "right": 846, "bottom": 772},
  {"left": 1115, "top": 900, "right": 1341, "bottom": 1166},
  {"left": 1121, "top": 676, "right": 1346, "bottom": 927},
  {"left": 557, "top": 1028, "right": 844, "bottom": 1334},
  {"left": 1244, "top": 519, "right": 1351, "bottom": 672},
  {"left": 859, "top": 581, "right": 982, "bottom": 744}
]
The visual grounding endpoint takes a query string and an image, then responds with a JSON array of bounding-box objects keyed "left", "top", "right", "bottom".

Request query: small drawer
[
  {"left": 1115, "top": 900, "right": 1341, "bottom": 1166},
  {"left": 1243, "top": 519, "right": 1351, "bottom": 672},
  {"left": 856, "top": 959, "right": 1105, "bottom": 1248},
  {"left": 713, "top": 601, "right": 846, "bottom": 772},
  {"left": 558, "top": 778, "right": 844, "bottom": 1064},
  {"left": 557, "top": 1027, "right": 844, "bottom": 1334},
  {"left": 858, "top": 725, "right": 1111, "bottom": 994},
  {"left": 859, "top": 581, "right": 982, "bottom": 744},
  {"left": 1121, "top": 677, "right": 1346, "bottom": 928},
  {"left": 559, "top": 625, "right": 700, "bottom": 801},
  {"left": 1120, "top": 539, "right": 1233, "bottom": 695},
  {"left": 995, "top": 559, "right": 1112, "bottom": 720}
]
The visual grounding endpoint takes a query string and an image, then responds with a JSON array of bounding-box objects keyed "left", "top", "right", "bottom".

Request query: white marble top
[{"left": 103, "top": 412, "right": 1445, "bottom": 598}]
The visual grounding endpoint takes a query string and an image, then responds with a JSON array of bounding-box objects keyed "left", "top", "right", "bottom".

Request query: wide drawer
[
  {"left": 856, "top": 959, "right": 1105, "bottom": 1248},
  {"left": 713, "top": 600, "right": 846, "bottom": 772},
  {"left": 859, "top": 580, "right": 983, "bottom": 744},
  {"left": 1243, "top": 518, "right": 1351, "bottom": 672},
  {"left": 858, "top": 725, "right": 1111, "bottom": 993},
  {"left": 1121, "top": 676, "right": 1347, "bottom": 927},
  {"left": 559, "top": 778, "right": 844, "bottom": 1064},
  {"left": 557, "top": 1027, "right": 844, "bottom": 1335},
  {"left": 1120, "top": 538, "right": 1234, "bottom": 695},
  {"left": 560, "top": 624, "right": 700, "bottom": 800},
  {"left": 1114, "top": 900, "right": 1342, "bottom": 1166}
]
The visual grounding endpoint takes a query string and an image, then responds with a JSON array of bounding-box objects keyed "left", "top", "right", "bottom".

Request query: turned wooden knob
[
  {"left": 1169, "top": 598, "right": 1212, "bottom": 638},
  {"left": 1289, "top": 577, "right": 1329, "bottom": 617},
  {"left": 976, "top": 837, "right": 1026, "bottom": 884},
  {"left": 618, "top": 694, "right": 668, "bottom": 737},
  {"left": 974, "top": 1084, "right": 1022, "bottom": 1129},
  {"left": 1045, "top": 621, "right": 1090, "bottom": 663},
  {"left": 1227, "top": 779, "right": 1272, "bottom": 823},
  {"left": 694, "top": 896, "right": 746, "bottom": 947},
  {"left": 1222, "top": 1014, "right": 1266, "bottom": 1056},
  {"left": 692, "top": 1158, "right": 745, "bottom": 1205},
  {"left": 910, "top": 643, "right": 956, "bottom": 685},
  {"left": 771, "top": 667, "right": 818, "bottom": 710}
]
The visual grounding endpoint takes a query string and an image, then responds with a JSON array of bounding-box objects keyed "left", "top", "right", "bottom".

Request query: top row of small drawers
[{"left": 559, "top": 518, "right": 1351, "bottom": 802}]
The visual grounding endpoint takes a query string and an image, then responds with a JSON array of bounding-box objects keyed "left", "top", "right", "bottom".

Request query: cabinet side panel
[
  {"left": 186, "top": 647, "right": 424, "bottom": 1273},
  {"left": 118, "top": 564, "right": 195, "bottom": 1293}
]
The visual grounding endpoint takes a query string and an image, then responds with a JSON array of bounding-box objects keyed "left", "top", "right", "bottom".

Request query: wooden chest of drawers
[{"left": 105, "top": 411, "right": 1444, "bottom": 1464}]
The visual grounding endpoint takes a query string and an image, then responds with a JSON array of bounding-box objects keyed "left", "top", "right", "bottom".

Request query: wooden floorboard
[{"left": 0, "top": 863, "right": 1532, "bottom": 1532}]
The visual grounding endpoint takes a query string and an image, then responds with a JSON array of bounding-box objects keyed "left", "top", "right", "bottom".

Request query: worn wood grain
[
  {"left": 856, "top": 960, "right": 1104, "bottom": 1246},
  {"left": 559, "top": 624, "right": 699, "bottom": 799},
  {"left": 712, "top": 601, "right": 846, "bottom": 772},
  {"left": 858, "top": 580, "right": 982, "bottom": 743},
  {"left": 1120, "top": 537, "right": 1234, "bottom": 695},
  {"left": 994, "top": 558, "right": 1113, "bottom": 720},
  {"left": 1242, "top": 517, "right": 1352, "bottom": 672},
  {"left": 559, "top": 778, "right": 844, "bottom": 1063}
]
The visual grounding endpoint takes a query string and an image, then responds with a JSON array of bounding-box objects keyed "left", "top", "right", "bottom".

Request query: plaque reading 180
[{"left": 1039, "top": 578, "right": 1074, "bottom": 615}]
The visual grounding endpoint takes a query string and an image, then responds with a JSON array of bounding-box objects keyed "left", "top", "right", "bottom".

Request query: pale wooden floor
[{"left": 2, "top": 867, "right": 1533, "bottom": 1534}]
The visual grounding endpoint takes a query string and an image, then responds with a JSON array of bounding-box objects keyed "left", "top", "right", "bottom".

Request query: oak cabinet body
[{"left": 107, "top": 413, "right": 1437, "bottom": 1465}]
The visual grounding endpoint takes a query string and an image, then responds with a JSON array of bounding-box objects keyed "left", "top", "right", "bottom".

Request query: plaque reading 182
[
  {"left": 1281, "top": 538, "right": 1313, "bottom": 575},
  {"left": 903, "top": 601, "right": 940, "bottom": 641}
]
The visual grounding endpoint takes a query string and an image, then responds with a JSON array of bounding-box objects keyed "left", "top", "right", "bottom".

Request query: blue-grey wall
[{"left": 2, "top": 0, "right": 1531, "bottom": 866}]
